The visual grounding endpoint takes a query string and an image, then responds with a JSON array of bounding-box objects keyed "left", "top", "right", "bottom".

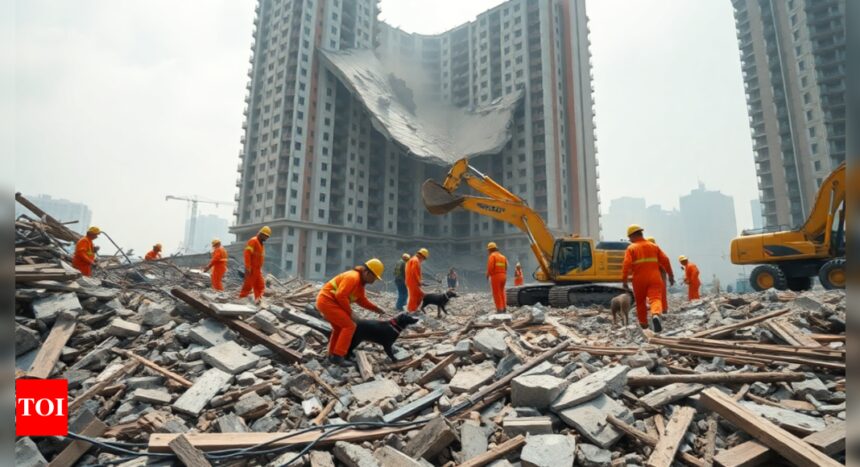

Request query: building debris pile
[{"left": 15, "top": 211, "right": 846, "bottom": 466}]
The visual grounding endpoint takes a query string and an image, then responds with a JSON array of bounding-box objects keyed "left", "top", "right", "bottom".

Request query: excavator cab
[{"left": 551, "top": 240, "right": 593, "bottom": 276}]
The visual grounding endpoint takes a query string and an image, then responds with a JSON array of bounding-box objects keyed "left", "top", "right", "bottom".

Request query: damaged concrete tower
[{"left": 233, "top": 0, "right": 599, "bottom": 281}]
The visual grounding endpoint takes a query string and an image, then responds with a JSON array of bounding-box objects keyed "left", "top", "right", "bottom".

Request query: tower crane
[{"left": 165, "top": 195, "right": 234, "bottom": 253}]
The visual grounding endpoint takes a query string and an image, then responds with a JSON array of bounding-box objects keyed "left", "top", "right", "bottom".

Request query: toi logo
[{"left": 16, "top": 379, "right": 69, "bottom": 436}]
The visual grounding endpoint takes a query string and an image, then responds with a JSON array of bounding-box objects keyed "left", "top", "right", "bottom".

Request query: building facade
[
  {"left": 678, "top": 184, "right": 739, "bottom": 286},
  {"left": 233, "top": 0, "right": 598, "bottom": 280},
  {"left": 731, "top": 0, "right": 846, "bottom": 228},
  {"left": 15, "top": 194, "right": 92, "bottom": 235},
  {"left": 183, "top": 214, "right": 231, "bottom": 255}
]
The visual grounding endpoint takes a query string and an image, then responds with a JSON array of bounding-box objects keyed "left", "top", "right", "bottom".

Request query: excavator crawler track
[
  {"left": 506, "top": 285, "right": 552, "bottom": 307},
  {"left": 547, "top": 284, "right": 626, "bottom": 308}
]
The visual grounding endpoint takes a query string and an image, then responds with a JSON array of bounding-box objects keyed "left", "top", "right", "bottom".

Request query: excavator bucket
[{"left": 422, "top": 179, "right": 464, "bottom": 215}]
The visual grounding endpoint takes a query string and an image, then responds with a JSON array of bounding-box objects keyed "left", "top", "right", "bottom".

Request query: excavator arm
[
  {"left": 799, "top": 163, "right": 845, "bottom": 252},
  {"left": 422, "top": 158, "right": 557, "bottom": 277}
]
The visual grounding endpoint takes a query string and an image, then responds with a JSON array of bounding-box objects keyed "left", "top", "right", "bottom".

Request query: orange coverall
[
  {"left": 659, "top": 269, "right": 669, "bottom": 314},
  {"left": 487, "top": 251, "right": 508, "bottom": 311},
  {"left": 72, "top": 237, "right": 96, "bottom": 277},
  {"left": 514, "top": 265, "right": 524, "bottom": 286},
  {"left": 144, "top": 250, "right": 161, "bottom": 261},
  {"left": 239, "top": 237, "right": 265, "bottom": 300},
  {"left": 621, "top": 239, "right": 672, "bottom": 326},
  {"left": 207, "top": 246, "right": 229, "bottom": 291},
  {"left": 684, "top": 262, "right": 701, "bottom": 300},
  {"left": 316, "top": 269, "right": 382, "bottom": 357},
  {"left": 405, "top": 256, "right": 424, "bottom": 312}
]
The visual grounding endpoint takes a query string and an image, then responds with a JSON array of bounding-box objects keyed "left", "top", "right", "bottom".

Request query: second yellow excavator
[{"left": 422, "top": 158, "right": 628, "bottom": 308}]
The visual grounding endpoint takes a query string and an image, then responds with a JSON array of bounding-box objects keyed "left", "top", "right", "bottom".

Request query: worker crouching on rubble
[
  {"left": 406, "top": 248, "right": 429, "bottom": 312},
  {"left": 239, "top": 226, "right": 270, "bottom": 304},
  {"left": 204, "top": 238, "right": 229, "bottom": 291},
  {"left": 316, "top": 259, "right": 386, "bottom": 367},
  {"left": 73, "top": 226, "right": 101, "bottom": 277},
  {"left": 144, "top": 243, "right": 163, "bottom": 261},
  {"left": 622, "top": 225, "right": 673, "bottom": 332},
  {"left": 486, "top": 242, "right": 508, "bottom": 312}
]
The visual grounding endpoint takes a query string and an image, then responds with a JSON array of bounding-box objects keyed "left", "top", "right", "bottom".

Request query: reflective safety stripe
[
  {"left": 495, "top": 262, "right": 506, "bottom": 268},
  {"left": 245, "top": 246, "right": 254, "bottom": 251},
  {"left": 633, "top": 257, "right": 658, "bottom": 264}
]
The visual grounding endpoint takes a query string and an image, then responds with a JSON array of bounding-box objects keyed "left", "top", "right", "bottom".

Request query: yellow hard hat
[
  {"left": 87, "top": 226, "right": 101, "bottom": 235},
  {"left": 646, "top": 237, "right": 656, "bottom": 243},
  {"left": 679, "top": 255, "right": 688, "bottom": 262},
  {"left": 401, "top": 253, "right": 410, "bottom": 260},
  {"left": 626, "top": 224, "right": 644, "bottom": 237},
  {"left": 487, "top": 241, "right": 498, "bottom": 250},
  {"left": 364, "top": 258, "right": 384, "bottom": 280},
  {"left": 211, "top": 238, "right": 221, "bottom": 246},
  {"left": 417, "top": 248, "right": 429, "bottom": 258},
  {"left": 259, "top": 226, "right": 272, "bottom": 236}
]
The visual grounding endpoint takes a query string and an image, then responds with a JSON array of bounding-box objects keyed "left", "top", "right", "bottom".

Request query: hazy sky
[{"left": 13, "top": 0, "right": 758, "bottom": 257}]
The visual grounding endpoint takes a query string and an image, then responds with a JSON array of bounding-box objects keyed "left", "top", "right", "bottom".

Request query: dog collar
[{"left": 389, "top": 319, "right": 403, "bottom": 332}]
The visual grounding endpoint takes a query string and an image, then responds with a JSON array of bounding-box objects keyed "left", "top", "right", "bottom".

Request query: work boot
[
  {"left": 651, "top": 315, "right": 663, "bottom": 333},
  {"left": 639, "top": 322, "right": 649, "bottom": 330},
  {"left": 327, "top": 355, "right": 354, "bottom": 368}
]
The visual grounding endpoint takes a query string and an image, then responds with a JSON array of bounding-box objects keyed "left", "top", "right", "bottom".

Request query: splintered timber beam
[{"left": 148, "top": 427, "right": 411, "bottom": 452}]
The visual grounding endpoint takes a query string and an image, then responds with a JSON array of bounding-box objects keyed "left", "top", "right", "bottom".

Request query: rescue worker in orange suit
[
  {"left": 204, "top": 238, "right": 228, "bottom": 291},
  {"left": 678, "top": 255, "right": 701, "bottom": 300},
  {"left": 646, "top": 237, "right": 669, "bottom": 313},
  {"left": 405, "top": 248, "right": 429, "bottom": 312},
  {"left": 73, "top": 226, "right": 101, "bottom": 277},
  {"left": 513, "top": 262, "right": 524, "bottom": 286},
  {"left": 486, "top": 242, "right": 508, "bottom": 312},
  {"left": 622, "top": 225, "right": 674, "bottom": 332},
  {"left": 144, "top": 243, "right": 163, "bottom": 261},
  {"left": 316, "top": 259, "right": 385, "bottom": 366},
  {"left": 239, "top": 226, "right": 271, "bottom": 303}
]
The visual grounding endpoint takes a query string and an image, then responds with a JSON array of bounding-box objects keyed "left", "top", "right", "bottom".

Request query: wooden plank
[
  {"left": 647, "top": 406, "right": 697, "bottom": 467},
  {"left": 69, "top": 360, "right": 139, "bottom": 412},
  {"left": 545, "top": 317, "right": 585, "bottom": 344},
  {"left": 417, "top": 354, "right": 458, "bottom": 386},
  {"left": 627, "top": 372, "right": 806, "bottom": 387},
  {"left": 699, "top": 388, "right": 841, "bottom": 467},
  {"left": 714, "top": 422, "right": 845, "bottom": 467},
  {"left": 606, "top": 415, "right": 704, "bottom": 467},
  {"left": 111, "top": 348, "right": 192, "bottom": 388},
  {"left": 355, "top": 350, "right": 373, "bottom": 381},
  {"left": 767, "top": 318, "right": 820, "bottom": 347},
  {"left": 702, "top": 415, "right": 717, "bottom": 467},
  {"left": 689, "top": 308, "right": 789, "bottom": 338},
  {"left": 656, "top": 342, "right": 844, "bottom": 370},
  {"left": 168, "top": 434, "right": 212, "bottom": 467},
  {"left": 312, "top": 399, "right": 336, "bottom": 425},
  {"left": 28, "top": 313, "right": 77, "bottom": 379},
  {"left": 47, "top": 417, "right": 107, "bottom": 467},
  {"left": 172, "top": 288, "right": 302, "bottom": 363},
  {"left": 640, "top": 383, "right": 704, "bottom": 411},
  {"left": 149, "top": 426, "right": 411, "bottom": 452},
  {"left": 455, "top": 434, "right": 525, "bottom": 467}
]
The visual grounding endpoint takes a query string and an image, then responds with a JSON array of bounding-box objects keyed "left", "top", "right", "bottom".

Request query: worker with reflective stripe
[
  {"left": 316, "top": 259, "right": 385, "bottom": 366},
  {"left": 513, "top": 262, "right": 524, "bottom": 286},
  {"left": 144, "top": 243, "right": 162, "bottom": 261},
  {"left": 647, "top": 237, "right": 669, "bottom": 313},
  {"left": 204, "top": 238, "right": 229, "bottom": 291},
  {"left": 622, "top": 225, "right": 674, "bottom": 332},
  {"left": 239, "top": 226, "right": 270, "bottom": 303},
  {"left": 394, "top": 253, "right": 410, "bottom": 311},
  {"left": 406, "top": 248, "right": 428, "bottom": 312},
  {"left": 73, "top": 226, "right": 100, "bottom": 277},
  {"left": 679, "top": 255, "right": 701, "bottom": 300},
  {"left": 486, "top": 242, "right": 508, "bottom": 312}
]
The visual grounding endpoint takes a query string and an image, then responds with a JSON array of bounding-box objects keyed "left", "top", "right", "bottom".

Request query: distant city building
[
  {"left": 184, "top": 214, "right": 231, "bottom": 254},
  {"left": 15, "top": 194, "right": 92, "bottom": 235},
  {"left": 602, "top": 197, "right": 646, "bottom": 242},
  {"left": 233, "top": 0, "right": 599, "bottom": 280},
  {"left": 750, "top": 198, "right": 763, "bottom": 230},
  {"left": 731, "top": 0, "right": 846, "bottom": 227},
  {"left": 679, "top": 183, "right": 739, "bottom": 285}
]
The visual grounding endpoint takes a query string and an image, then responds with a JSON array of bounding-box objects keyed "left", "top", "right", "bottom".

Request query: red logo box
[{"left": 16, "top": 379, "right": 68, "bottom": 436}]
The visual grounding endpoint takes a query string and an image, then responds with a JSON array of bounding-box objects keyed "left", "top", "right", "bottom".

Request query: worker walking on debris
[
  {"left": 204, "top": 239, "right": 229, "bottom": 291},
  {"left": 394, "top": 253, "right": 410, "bottom": 311},
  {"left": 239, "top": 226, "right": 270, "bottom": 303},
  {"left": 316, "top": 259, "right": 385, "bottom": 366},
  {"left": 678, "top": 255, "right": 701, "bottom": 300},
  {"left": 406, "top": 248, "right": 429, "bottom": 312},
  {"left": 144, "top": 243, "right": 163, "bottom": 261},
  {"left": 486, "top": 242, "right": 508, "bottom": 312},
  {"left": 647, "top": 237, "right": 669, "bottom": 313},
  {"left": 447, "top": 267, "right": 458, "bottom": 289},
  {"left": 72, "top": 226, "right": 101, "bottom": 277},
  {"left": 622, "top": 225, "right": 674, "bottom": 332},
  {"left": 514, "top": 262, "right": 524, "bottom": 286}
]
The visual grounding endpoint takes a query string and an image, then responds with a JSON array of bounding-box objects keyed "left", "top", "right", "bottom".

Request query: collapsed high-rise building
[{"left": 232, "top": 0, "right": 599, "bottom": 281}]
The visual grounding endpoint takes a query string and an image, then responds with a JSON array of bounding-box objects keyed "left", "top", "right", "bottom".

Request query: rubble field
[{"left": 15, "top": 211, "right": 846, "bottom": 466}]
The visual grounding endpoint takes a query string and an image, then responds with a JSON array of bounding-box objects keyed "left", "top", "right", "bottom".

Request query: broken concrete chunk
[
  {"left": 556, "top": 394, "right": 631, "bottom": 448},
  {"left": 739, "top": 400, "right": 825, "bottom": 434},
  {"left": 172, "top": 368, "right": 233, "bottom": 416},
  {"left": 551, "top": 365, "right": 629, "bottom": 411},
  {"left": 374, "top": 445, "right": 424, "bottom": 467},
  {"left": 15, "top": 324, "right": 40, "bottom": 356},
  {"left": 189, "top": 318, "right": 232, "bottom": 347},
  {"left": 32, "top": 292, "right": 81, "bottom": 322},
  {"left": 234, "top": 392, "right": 270, "bottom": 419},
  {"left": 350, "top": 379, "right": 402, "bottom": 405},
  {"left": 520, "top": 434, "right": 576, "bottom": 467},
  {"left": 302, "top": 396, "right": 323, "bottom": 417},
  {"left": 107, "top": 318, "right": 142, "bottom": 337},
  {"left": 131, "top": 388, "right": 171, "bottom": 405},
  {"left": 403, "top": 416, "right": 458, "bottom": 460},
  {"left": 791, "top": 377, "right": 833, "bottom": 401},
  {"left": 639, "top": 383, "right": 704, "bottom": 410},
  {"left": 307, "top": 450, "right": 335, "bottom": 467},
  {"left": 459, "top": 421, "right": 488, "bottom": 462},
  {"left": 487, "top": 313, "right": 513, "bottom": 324},
  {"left": 576, "top": 443, "right": 612, "bottom": 467},
  {"left": 139, "top": 300, "right": 172, "bottom": 326},
  {"left": 202, "top": 340, "right": 261, "bottom": 374},
  {"left": 252, "top": 309, "right": 280, "bottom": 334},
  {"left": 211, "top": 302, "right": 258, "bottom": 317},
  {"left": 216, "top": 413, "right": 249, "bottom": 433},
  {"left": 450, "top": 361, "right": 496, "bottom": 394},
  {"left": 348, "top": 404, "right": 383, "bottom": 423},
  {"left": 333, "top": 441, "right": 380, "bottom": 467},
  {"left": 511, "top": 374, "right": 568, "bottom": 409},
  {"left": 473, "top": 328, "right": 508, "bottom": 357},
  {"left": 16, "top": 437, "right": 47, "bottom": 467}
]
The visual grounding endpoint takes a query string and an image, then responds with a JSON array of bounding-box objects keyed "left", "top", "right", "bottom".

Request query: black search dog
[
  {"left": 421, "top": 289, "right": 458, "bottom": 317},
  {"left": 347, "top": 312, "right": 419, "bottom": 361}
]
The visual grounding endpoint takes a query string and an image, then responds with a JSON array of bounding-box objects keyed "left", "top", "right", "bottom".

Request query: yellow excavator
[
  {"left": 422, "top": 158, "right": 628, "bottom": 307},
  {"left": 731, "top": 162, "right": 846, "bottom": 291}
]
